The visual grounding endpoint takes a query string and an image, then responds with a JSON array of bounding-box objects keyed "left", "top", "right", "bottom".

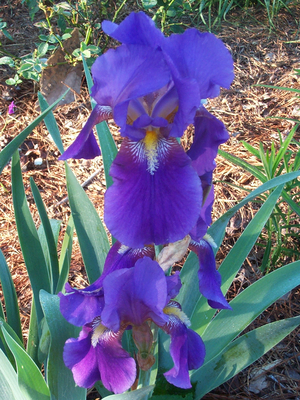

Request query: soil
[{"left": 1, "top": 1, "right": 300, "bottom": 399}]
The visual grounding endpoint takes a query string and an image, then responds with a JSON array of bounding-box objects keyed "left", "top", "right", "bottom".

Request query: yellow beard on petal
[
  {"left": 91, "top": 323, "right": 107, "bottom": 348},
  {"left": 143, "top": 130, "right": 159, "bottom": 174},
  {"left": 163, "top": 305, "right": 191, "bottom": 327}
]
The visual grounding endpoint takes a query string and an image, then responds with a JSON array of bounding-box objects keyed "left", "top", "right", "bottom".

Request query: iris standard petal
[
  {"left": 190, "top": 240, "right": 231, "bottom": 310},
  {"left": 91, "top": 44, "right": 170, "bottom": 132},
  {"left": 163, "top": 303, "right": 205, "bottom": 389},
  {"left": 187, "top": 107, "right": 229, "bottom": 176},
  {"left": 104, "top": 137, "right": 202, "bottom": 248},
  {"left": 164, "top": 29, "right": 234, "bottom": 99},
  {"left": 102, "top": 12, "right": 164, "bottom": 47},
  {"left": 59, "top": 105, "right": 112, "bottom": 160},
  {"left": 101, "top": 257, "right": 169, "bottom": 331},
  {"left": 59, "top": 241, "right": 154, "bottom": 326}
]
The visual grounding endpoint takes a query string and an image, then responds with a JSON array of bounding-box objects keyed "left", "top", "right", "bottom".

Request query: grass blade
[{"left": 218, "top": 149, "right": 266, "bottom": 182}]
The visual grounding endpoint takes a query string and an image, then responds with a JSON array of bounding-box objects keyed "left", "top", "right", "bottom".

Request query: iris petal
[
  {"left": 190, "top": 240, "right": 232, "bottom": 310},
  {"left": 102, "top": 12, "right": 164, "bottom": 47},
  {"left": 59, "top": 105, "right": 111, "bottom": 160},
  {"left": 105, "top": 137, "right": 202, "bottom": 248},
  {"left": 63, "top": 325, "right": 136, "bottom": 393},
  {"left": 162, "top": 305, "right": 205, "bottom": 388},
  {"left": 63, "top": 326, "right": 100, "bottom": 388},
  {"left": 187, "top": 107, "right": 229, "bottom": 176},
  {"left": 59, "top": 241, "right": 154, "bottom": 326},
  {"left": 164, "top": 29, "right": 234, "bottom": 99},
  {"left": 91, "top": 44, "right": 170, "bottom": 134},
  {"left": 101, "top": 257, "right": 169, "bottom": 331}
]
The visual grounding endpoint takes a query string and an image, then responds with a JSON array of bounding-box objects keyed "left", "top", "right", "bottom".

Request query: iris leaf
[
  {"left": 209, "top": 170, "right": 300, "bottom": 249},
  {"left": 11, "top": 151, "right": 50, "bottom": 328},
  {"left": 0, "top": 324, "right": 50, "bottom": 400},
  {"left": 40, "top": 291, "right": 86, "bottom": 400},
  {"left": 0, "top": 348, "right": 25, "bottom": 400},
  {"left": 38, "top": 92, "right": 64, "bottom": 154},
  {"left": 103, "top": 385, "right": 154, "bottom": 399},
  {"left": 65, "top": 163, "right": 110, "bottom": 283},
  {"left": 56, "top": 215, "right": 74, "bottom": 294},
  {"left": 192, "top": 316, "right": 300, "bottom": 398},
  {"left": 0, "top": 250, "right": 22, "bottom": 341},
  {"left": 31, "top": 178, "right": 61, "bottom": 293},
  {"left": 200, "top": 259, "right": 300, "bottom": 363},
  {"left": 82, "top": 55, "right": 117, "bottom": 189},
  {"left": 190, "top": 184, "right": 283, "bottom": 334}
]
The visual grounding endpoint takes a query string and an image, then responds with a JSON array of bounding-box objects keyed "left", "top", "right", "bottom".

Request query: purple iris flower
[
  {"left": 8, "top": 101, "right": 15, "bottom": 115},
  {"left": 59, "top": 241, "right": 155, "bottom": 326},
  {"left": 62, "top": 257, "right": 205, "bottom": 393},
  {"left": 59, "top": 12, "right": 234, "bottom": 249}
]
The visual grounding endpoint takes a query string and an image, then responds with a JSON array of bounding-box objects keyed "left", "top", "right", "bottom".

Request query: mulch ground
[{"left": 1, "top": 1, "right": 300, "bottom": 399}]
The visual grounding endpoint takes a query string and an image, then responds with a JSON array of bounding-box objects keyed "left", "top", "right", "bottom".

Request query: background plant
[{"left": 1, "top": 0, "right": 296, "bottom": 86}]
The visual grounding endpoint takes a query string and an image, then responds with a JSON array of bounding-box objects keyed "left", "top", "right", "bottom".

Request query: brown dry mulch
[{"left": 1, "top": 1, "right": 300, "bottom": 399}]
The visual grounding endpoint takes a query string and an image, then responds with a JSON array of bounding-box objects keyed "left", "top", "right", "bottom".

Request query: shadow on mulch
[{"left": 1, "top": 1, "right": 300, "bottom": 399}]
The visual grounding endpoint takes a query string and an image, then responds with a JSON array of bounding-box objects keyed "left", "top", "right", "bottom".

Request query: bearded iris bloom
[
  {"left": 61, "top": 257, "right": 205, "bottom": 393},
  {"left": 60, "top": 12, "right": 234, "bottom": 249}
]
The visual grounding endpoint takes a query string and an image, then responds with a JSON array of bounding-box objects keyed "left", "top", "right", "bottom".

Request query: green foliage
[{"left": 219, "top": 124, "right": 300, "bottom": 272}]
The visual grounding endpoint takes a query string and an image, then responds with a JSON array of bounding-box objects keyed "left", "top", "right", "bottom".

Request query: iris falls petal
[
  {"left": 190, "top": 239, "right": 232, "bottom": 310},
  {"left": 162, "top": 302, "right": 205, "bottom": 388},
  {"left": 105, "top": 137, "right": 202, "bottom": 248},
  {"left": 59, "top": 105, "right": 112, "bottom": 160}
]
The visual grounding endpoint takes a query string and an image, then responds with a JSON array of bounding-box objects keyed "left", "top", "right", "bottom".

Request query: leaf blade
[
  {"left": 65, "top": 163, "right": 110, "bottom": 283},
  {"left": 192, "top": 316, "right": 300, "bottom": 398}
]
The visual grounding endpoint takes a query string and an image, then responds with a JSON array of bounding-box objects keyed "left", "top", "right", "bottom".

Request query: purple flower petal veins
[
  {"left": 104, "top": 137, "right": 202, "bottom": 248},
  {"left": 63, "top": 324, "right": 136, "bottom": 393}
]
